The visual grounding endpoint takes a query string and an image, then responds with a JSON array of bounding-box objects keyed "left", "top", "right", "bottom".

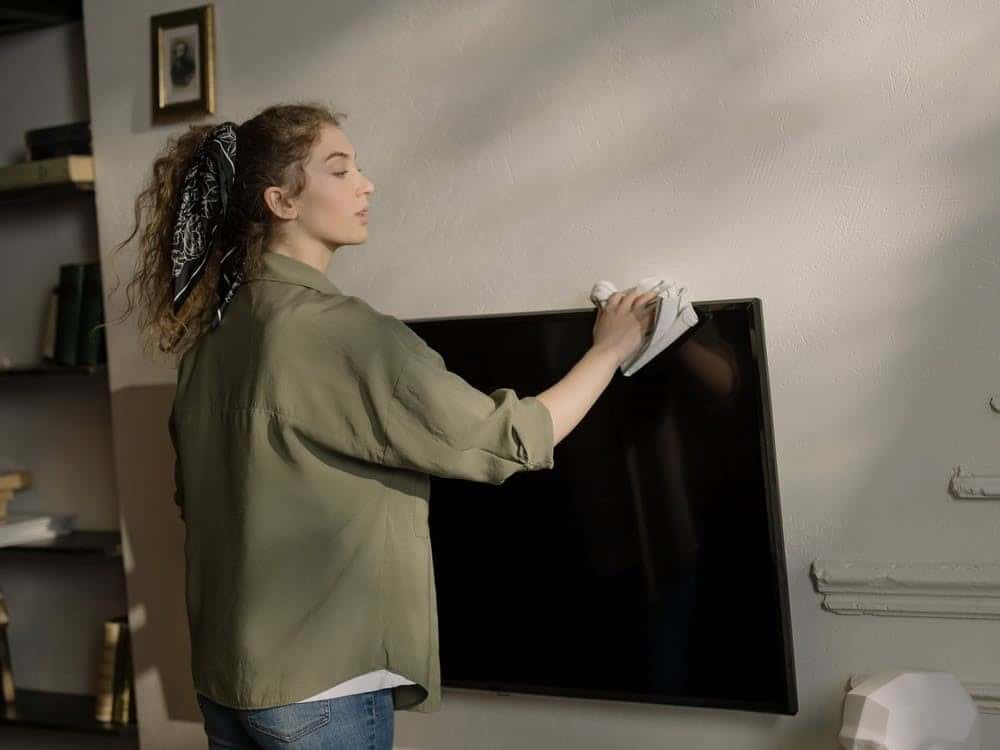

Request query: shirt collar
[{"left": 253, "top": 251, "right": 342, "bottom": 296}]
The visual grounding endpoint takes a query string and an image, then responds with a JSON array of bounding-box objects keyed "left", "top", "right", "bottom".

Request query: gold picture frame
[{"left": 150, "top": 4, "right": 216, "bottom": 123}]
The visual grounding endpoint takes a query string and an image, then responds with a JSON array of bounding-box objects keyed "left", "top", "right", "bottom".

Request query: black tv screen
[{"left": 403, "top": 298, "right": 797, "bottom": 715}]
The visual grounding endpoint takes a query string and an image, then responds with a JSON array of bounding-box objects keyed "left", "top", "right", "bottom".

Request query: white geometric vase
[{"left": 839, "top": 670, "right": 980, "bottom": 750}]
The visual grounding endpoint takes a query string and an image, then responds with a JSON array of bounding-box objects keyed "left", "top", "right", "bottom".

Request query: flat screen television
[{"left": 403, "top": 297, "right": 797, "bottom": 715}]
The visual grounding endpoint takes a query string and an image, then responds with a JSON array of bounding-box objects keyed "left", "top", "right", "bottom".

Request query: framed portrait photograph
[{"left": 150, "top": 4, "right": 216, "bottom": 123}]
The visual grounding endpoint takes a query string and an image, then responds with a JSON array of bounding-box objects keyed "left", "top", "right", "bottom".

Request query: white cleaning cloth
[{"left": 589, "top": 276, "right": 699, "bottom": 376}]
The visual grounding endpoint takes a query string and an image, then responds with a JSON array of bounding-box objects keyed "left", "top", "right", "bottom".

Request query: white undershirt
[{"left": 295, "top": 669, "right": 417, "bottom": 703}]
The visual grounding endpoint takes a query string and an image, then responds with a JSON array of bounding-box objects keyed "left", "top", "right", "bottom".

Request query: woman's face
[{"left": 271, "top": 124, "right": 374, "bottom": 249}]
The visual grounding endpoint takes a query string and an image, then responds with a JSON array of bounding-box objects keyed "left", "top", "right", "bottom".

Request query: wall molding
[
  {"left": 850, "top": 674, "right": 1000, "bottom": 715},
  {"left": 811, "top": 560, "right": 1000, "bottom": 620},
  {"left": 949, "top": 465, "right": 1000, "bottom": 499}
]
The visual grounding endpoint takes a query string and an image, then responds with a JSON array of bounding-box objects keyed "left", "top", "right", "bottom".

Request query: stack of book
[
  {"left": 42, "top": 262, "right": 107, "bottom": 367},
  {"left": 0, "top": 470, "right": 75, "bottom": 546},
  {"left": 0, "top": 119, "right": 93, "bottom": 199},
  {"left": 0, "top": 470, "right": 29, "bottom": 521},
  {"left": 0, "top": 598, "right": 135, "bottom": 727},
  {"left": 94, "top": 615, "right": 135, "bottom": 725},
  {"left": 0, "top": 153, "right": 93, "bottom": 192},
  {"left": 0, "top": 591, "right": 13, "bottom": 709},
  {"left": 0, "top": 120, "right": 92, "bottom": 189}
]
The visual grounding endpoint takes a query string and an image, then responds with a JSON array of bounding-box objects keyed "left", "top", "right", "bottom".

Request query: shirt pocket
[{"left": 246, "top": 700, "right": 331, "bottom": 743}]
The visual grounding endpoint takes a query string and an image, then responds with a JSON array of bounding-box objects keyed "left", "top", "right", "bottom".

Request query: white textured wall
[{"left": 82, "top": 1, "right": 1000, "bottom": 747}]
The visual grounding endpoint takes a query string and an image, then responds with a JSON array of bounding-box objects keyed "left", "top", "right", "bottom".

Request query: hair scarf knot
[{"left": 170, "top": 120, "right": 245, "bottom": 329}]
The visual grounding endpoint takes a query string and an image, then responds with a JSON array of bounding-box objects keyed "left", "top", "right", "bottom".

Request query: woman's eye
[{"left": 333, "top": 168, "right": 363, "bottom": 177}]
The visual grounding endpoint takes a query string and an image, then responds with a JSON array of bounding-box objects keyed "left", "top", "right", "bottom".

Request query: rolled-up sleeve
[
  {"left": 289, "top": 299, "right": 554, "bottom": 483},
  {"left": 379, "top": 342, "right": 555, "bottom": 484}
]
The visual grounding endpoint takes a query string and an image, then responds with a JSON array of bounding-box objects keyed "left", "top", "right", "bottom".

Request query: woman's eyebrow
[{"left": 325, "top": 151, "right": 357, "bottom": 161}]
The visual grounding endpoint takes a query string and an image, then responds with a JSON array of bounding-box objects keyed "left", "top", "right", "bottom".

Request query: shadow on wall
[{"left": 110, "top": 384, "right": 198, "bottom": 722}]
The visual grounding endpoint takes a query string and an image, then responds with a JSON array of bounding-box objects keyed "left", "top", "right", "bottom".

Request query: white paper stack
[{"left": 0, "top": 511, "right": 75, "bottom": 547}]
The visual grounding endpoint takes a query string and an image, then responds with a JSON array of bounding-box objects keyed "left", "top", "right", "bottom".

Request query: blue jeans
[{"left": 196, "top": 688, "right": 395, "bottom": 749}]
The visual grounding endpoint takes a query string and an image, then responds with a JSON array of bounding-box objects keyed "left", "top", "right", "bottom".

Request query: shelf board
[
  {"left": 0, "top": 361, "right": 106, "bottom": 377},
  {"left": 0, "top": 530, "right": 121, "bottom": 559},
  {"left": 0, "top": 180, "right": 93, "bottom": 205},
  {"left": 0, "top": 1, "right": 83, "bottom": 37},
  {"left": 0, "top": 688, "right": 135, "bottom": 735}
]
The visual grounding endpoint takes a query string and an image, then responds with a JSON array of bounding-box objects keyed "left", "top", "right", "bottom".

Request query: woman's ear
[{"left": 263, "top": 185, "right": 297, "bottom": 220}]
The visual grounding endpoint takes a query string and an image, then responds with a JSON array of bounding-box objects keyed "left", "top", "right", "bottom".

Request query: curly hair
[{"left": 105, "top": 100, "right": 347, "bottom": 362}]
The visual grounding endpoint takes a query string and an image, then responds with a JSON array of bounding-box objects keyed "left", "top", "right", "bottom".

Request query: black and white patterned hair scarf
[{"left": 170, "top": 120, "right": 245, "bottom": 329}]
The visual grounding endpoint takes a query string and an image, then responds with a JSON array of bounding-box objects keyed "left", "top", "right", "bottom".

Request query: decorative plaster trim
[
  {"left": 811, "top": 560, "right": 1000, "bottom": 620},
  {"left": 949, "top": 465, "right": 1000, "bottom": 499},
  {"left": 850, "top": 674, "right": 1000, "bottom": 715},
  {"left": 965, "top": 682, "right": 1000, "bottom": 714}
]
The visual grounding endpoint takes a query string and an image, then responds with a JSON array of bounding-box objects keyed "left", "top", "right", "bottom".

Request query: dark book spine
[
  {"left": 24, "top": 121, "right": 93, "bottom": 160},
  {"left": 77, "top": 262, "right": 105, "bottom": 366},
  {"left": 53, "top": 264, "right": 85, "bottom": 366}
]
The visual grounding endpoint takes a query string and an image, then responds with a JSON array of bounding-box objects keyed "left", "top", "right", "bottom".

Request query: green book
[
  {"left": 77, "top": 262, "right": 105, "bottom": 365},
  {"left": 53, "top": 263, "right": 85, "bottom": 366}
]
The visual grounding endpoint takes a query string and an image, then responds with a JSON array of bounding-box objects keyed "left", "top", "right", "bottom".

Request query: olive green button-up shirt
[{"left": 169, "top": 250, "right": 555, "bottom": 713}]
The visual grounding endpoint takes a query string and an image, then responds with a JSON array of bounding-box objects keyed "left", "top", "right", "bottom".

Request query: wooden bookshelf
[
  {"left": 0, "top": 181, "right": 94, "bottom": 205},
  {"left": 1, "top": 12, "right": 136, "bottom": 742}
]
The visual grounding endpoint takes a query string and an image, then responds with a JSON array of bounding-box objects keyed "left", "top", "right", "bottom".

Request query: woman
[{"left": 113, "top": 101, "right": 656, "bottom": 749}]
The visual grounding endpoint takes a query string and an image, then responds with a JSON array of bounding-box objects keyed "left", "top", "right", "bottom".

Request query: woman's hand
[{"left": 591, "top": 287, "right": 659, "bottom": 366}]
